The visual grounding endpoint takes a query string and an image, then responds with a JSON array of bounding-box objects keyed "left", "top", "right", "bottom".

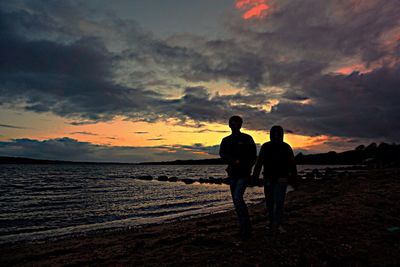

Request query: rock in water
[
  {"left": 157, "top": 176, "right": 168, "bottom": 181},
  {"left": 181, "top": 178, "right": 195, "bottom": 184},
  {"left": 137, "top": 175, "right": 153, "bottom": 181},
  {"left": 168, "top": 177, "right": 178, "bottom": 182}
]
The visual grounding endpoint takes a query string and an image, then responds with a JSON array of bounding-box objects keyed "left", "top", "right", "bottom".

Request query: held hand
[
  {"left": 288, "top": 174, "right": 300, "bottom": 190},
  {"left": 248, "top": 174, "right": 259, "bottom": 187},
  {"left": 247, "top": 175, "right": 255, "bottom": 187}
]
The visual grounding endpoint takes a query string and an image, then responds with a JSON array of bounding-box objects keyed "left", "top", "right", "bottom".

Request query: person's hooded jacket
[{"left": 253, "top": 126, "right": 298, "bottom": 187}]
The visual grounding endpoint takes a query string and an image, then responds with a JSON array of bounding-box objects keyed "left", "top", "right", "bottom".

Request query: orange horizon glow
[
  {"left": 3, "top": 116, "right": 333, "bottom": 150},
  {"left": 62, "top": 118, "right": 340, "bottom": 155},
  {"left": 235, "top": 0, "right": 270, "bottom": 20},
  {"left": 0, "top": 108, "right": 352, "bottom": 157}
]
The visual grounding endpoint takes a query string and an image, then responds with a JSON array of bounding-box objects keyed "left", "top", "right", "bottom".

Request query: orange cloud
[
  {"left": 235, "top": 0, "right": 270, "bottom": 20},
  {"left": 335, "top": 63, "right": 373, "bottom": 75}
]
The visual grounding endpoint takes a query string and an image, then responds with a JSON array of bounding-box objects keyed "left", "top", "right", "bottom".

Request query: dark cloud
[
  {"left": 270, "top": 65, "right": 400, "bottom": 139},
  {"left": 1, "top": 0, "right": 400, "bottom": 143},
  {"left": 161, "top": 0, "right": 400, "bottom": 141},
  {"left": 173, "top": 129, "right": 229, "bottom": 133},
  {"left": 179, "top": 143, "right": 220, "bottom": 156},
  {"left": 0, "top": 137, "right": 217, "bottom": 163},
  {"left": 0, "top": 4, "right": 164, "bottom": 123},
  {"left": 228, "top": 0, "right": 400, "bottom": 78},
  {"left": 0, "top": 28, "right": 162, "bottom": 121},
  {"left": 133, "top": 131, "right": 149, "bottom": 134},
  {"left": 0, "top": 123, "right": 27, "bottom": 129},
  {"left": 70, "top": 131, "right": 98, "bottom": 136},
  {"left": 148, "top": 86, "right": 274, "bottom": 130}
]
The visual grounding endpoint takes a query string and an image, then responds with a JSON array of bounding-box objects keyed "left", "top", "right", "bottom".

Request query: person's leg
[
  {"left": 231, "top": 177, "right": 251, "bottom": 236},
  {"left": 230, "top": 178, "right": 240, "bottom": 224},
  {"left": 230, "top": 178, "right": 237, "bottom": 201},
  {"left": 264, "top": 179, "right": 275, "bottom": 225},
  {"left": 275, "top": 181, "right": 288, "bottom": 226}
]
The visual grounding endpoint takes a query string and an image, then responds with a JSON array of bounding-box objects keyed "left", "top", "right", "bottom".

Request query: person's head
[
  {"left": 270, "top": 125, "right": 284, "bottom": 142},
  {"left": 229, "top": 115, "right": 243, "bottom": 132}
]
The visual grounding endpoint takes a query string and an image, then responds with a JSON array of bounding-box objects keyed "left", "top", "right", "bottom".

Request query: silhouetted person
[
  {"left": 219, "top": 116, "right": 257, "bottom": 239},
  {"left": 252, "top": 125, "right": 297, "bottom": 234}
]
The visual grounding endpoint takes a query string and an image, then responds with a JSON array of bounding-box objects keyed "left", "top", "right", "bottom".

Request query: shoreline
[
  {"left": 1, "top": 168, "right": 399, "bottom": 266},
  {"left": 0, "top": 199, "right": 260, "bottom": 247}
]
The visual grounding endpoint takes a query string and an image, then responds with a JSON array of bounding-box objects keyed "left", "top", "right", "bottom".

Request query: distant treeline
[
  {"left": 1, "top": 142, "right": 399, "bottom": 166},
  {"left": 141, "top": 142, "right": 400, "bottom": 167},
  {"left": 0, "top": 157, "right": 70, "bottom": 164},
  {"left": 295, "top": 142, "right": 400, "bottom": 167},
  {"left": 139, "top": 158, "right": 225, "bottom": 165},
  {"left": 0, "top": 157, "right": 131, "bottom": 165}
]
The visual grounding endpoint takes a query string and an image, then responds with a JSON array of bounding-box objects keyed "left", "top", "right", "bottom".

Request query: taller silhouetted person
[
  {"left": 252, "top": 125, "right": 297, "bottom": 235},
  {"left": 219, "top": 115, "right": 257, "bottom": 239}
]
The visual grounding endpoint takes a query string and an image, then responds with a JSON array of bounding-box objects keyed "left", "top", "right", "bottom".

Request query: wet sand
[{"left": 1, "top": 169, "right": 399, "bottom": 266}]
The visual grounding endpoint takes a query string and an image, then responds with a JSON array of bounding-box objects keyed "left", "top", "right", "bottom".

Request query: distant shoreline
[
  {"left": 2, "top": 141, "right": 399, "bottom": 167},
  {"left": 0, "top": 156, "right": 226, "bottom": 165},
  {"left": 0, "top": 156, "right": 362, "bottom": 166},
  {"left": 0, "top": 156, "right": 136, "bottom": 165}
]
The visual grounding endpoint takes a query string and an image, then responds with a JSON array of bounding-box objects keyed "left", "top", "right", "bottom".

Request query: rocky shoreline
[
  {"left": 135, "top": 166, "right": 362, "bottom": 186},
  {"left": 1, "top": 168, "right": 399, "bottom": 266}
]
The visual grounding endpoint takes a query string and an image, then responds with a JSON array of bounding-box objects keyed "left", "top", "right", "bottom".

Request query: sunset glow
[
  {"left": 235, "top": 0, "right": 270, "bottom": 20},
  {"left": 0, "top": 105, "right": 330, "bottom": 157},
  {"left": 335, "top": 63, "right": 373, "bottom": 75},
  {"left": 3, "top": 2, "right": 400, "bottom": 262},
  {"left": 1, "top": 0, "right": 398, "bottom": 162}
]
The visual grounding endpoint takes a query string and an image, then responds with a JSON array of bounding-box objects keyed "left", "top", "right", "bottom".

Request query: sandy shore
[{"left": 1, "top": 169, "right": 399, "bottom": 266}]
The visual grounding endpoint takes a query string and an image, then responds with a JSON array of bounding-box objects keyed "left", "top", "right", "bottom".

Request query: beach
[{"left": 1, "top": 168, "right": 399, "bottom": 266}]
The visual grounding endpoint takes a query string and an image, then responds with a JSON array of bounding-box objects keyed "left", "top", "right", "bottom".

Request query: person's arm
[
  {"left": 240, "top": 135, "right": 257, "bottom": 167},
  {"left": 288, "top": 146, "right": 297, "bottom": 177},
  {"left": 252, "top": 145, "right": 264, "bottom": 179},
  {"left": 249, "top": 136, "right": 257, "bottom": 167},
  {"left": 219, "top": 138, "right": 235, "bottom": 164},
  {"left": 287, "top": 145, "right": 298, "bottom": 188}
]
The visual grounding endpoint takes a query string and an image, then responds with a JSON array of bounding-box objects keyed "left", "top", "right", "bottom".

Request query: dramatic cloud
[
  {"left": 70, "top": 132, "right": 99, "bottom": 136},
  {"left": 0, "top": 38, "right": 163, "bottom": 123},
  {"left": 235, "top": 0, "right": 270, "bottom": 20},
  {"left": 0, "top": 3, "right": 167, "bottom": 123},
  {"left": 156, "top": 86, "right": 273, "bottom": 129},
  {"left": 160, "top": 0, "right": 400, "bottom": 141},
  {"left": 147, "top": 138, "right": 165, "bottom": 141},
  {"left": 1, "top": 0, "right": 400, "bottom": 144},
  {"left": 0, "top": 138, "right": 219, "bottom": 163},
  {"left": 0, "top": 124, "right": 27, "bottom": 129},
  {"left": 173, "top": 129, "right": 229, "bottom": 134}
]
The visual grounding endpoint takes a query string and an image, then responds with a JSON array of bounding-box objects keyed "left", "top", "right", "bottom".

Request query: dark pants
[
  {"left": 264, "top": 179, "right": 287, "bottom": 225},
  {"left": 230, "top": 177, "right": 251, "bottom": 232}
]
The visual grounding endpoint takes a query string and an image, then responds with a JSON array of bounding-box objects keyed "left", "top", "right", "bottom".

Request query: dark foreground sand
[{"left": 1, "top": 169, "right": 399, "bottom": 266}]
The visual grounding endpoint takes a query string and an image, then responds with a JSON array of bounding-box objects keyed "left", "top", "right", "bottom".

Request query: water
[{"left": 0, "top": 164, "right": 337, "bottom": 244}]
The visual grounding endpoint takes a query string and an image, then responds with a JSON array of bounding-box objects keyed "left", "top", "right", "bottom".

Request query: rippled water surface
[
  {"left": 0, "top": 164, "right": 265, "bottom": 244},
  {"left": 0, "top": 164, "right": 335, "bottom": 244}
]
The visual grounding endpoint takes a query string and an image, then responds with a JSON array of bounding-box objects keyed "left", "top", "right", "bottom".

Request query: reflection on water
[
  {"left": 0, "top": 164, "right": 337, "bottom": 244},
  {"left": 0, "top": 164, "right": 264, "bottom": 244}
]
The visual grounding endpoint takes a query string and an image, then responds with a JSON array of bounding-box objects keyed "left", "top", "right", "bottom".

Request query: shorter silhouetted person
[
  {"left": 252, "top": 125, "right": 297, "bottom": 234},
  {"left": 219, "top": 115, "right": 257, "bottom": 239}
]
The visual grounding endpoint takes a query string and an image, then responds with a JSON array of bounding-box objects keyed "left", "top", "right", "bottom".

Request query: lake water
[{"left": 0, "top": 164, "right": 333, "bottom": 244}]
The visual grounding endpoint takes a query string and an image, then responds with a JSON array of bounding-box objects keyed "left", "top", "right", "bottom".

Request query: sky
[{"left": 0, "top": 0, "right": 400, "bottom": 163}]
